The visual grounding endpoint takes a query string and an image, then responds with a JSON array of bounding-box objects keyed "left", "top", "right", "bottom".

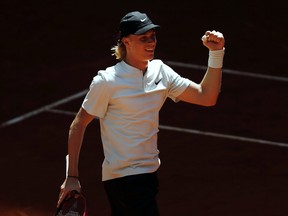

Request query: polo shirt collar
[{"left": 119, "top": 60, "right": 150, "bottom": 75}]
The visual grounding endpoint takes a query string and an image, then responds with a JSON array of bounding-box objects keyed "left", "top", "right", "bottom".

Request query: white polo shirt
[{"left": 82, "top": 59, "right": 192, "bottom": 181}]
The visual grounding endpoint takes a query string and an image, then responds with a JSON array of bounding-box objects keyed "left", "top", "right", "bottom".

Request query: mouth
[{"left": 145, "top": 48, "right": 155, "bottom": 52}]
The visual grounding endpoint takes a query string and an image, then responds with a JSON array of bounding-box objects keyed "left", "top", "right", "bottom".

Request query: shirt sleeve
[
  {"left": 82, "top": 71, "right": 110, "bottom": 118},
  {"left": 163, "top": 64, "right": 192, "bottom": 102}
]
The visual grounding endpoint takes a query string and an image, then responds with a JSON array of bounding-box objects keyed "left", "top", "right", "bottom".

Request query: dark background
[{"left": 1, "top": 0, "right": 288, "bottom": 215}]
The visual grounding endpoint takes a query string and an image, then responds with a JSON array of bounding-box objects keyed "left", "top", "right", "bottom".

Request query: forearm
[
  {"left": 67, "top": 122, "right": 86, "bottom": 177},
  {"left": 66, "top": 108, "right": 95, "bottom": 177},
  {"left": 200, "top": 66, "right": 222, "bottom": 106}
]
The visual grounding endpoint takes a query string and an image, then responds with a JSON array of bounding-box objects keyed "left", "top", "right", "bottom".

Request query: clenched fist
[{"left": 202, "top": 30, "right": 225, "bottom": 51}]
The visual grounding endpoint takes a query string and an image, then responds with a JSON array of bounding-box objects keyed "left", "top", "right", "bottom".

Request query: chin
[{"left": 147, "top": 54, "right": 155, "bottom": 60}]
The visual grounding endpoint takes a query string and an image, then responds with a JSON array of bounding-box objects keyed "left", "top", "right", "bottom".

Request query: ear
[{"left": 121, "top": 37, "right": 130, "bottom": 46}]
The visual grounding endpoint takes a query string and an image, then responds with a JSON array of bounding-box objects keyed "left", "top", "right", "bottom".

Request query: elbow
[
  {"left": 201, "top": 96, "right": 219, "bottom": 107},
  {"left": 202, "top": 101, "right": 217, "bottom": 107},
  {"left": 69, "top": 119, "right": 87, "bottom": 133},
  {"left": 197, "top": 85, "right": 221, "bottom": 107}
]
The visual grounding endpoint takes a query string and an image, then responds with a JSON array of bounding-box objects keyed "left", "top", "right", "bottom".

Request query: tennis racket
[{"left": 55, "top": 190, "right": 87, "bottom": 216}]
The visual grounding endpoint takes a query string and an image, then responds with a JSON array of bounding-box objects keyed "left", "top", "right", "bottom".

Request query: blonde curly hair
[{"left": 111, "top": 41, "right": 126, "bottom": 61}]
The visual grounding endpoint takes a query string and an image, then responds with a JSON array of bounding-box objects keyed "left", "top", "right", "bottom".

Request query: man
[{"left": 57, "top": 11, "right": 225, "bottom": 216}]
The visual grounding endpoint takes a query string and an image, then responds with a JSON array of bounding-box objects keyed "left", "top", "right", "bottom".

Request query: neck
[{"left": 124, "top": 57, "right": 148, "bottom": 72}]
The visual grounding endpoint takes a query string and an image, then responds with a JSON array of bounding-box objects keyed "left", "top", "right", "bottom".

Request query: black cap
[{"left": 119, "top": 11, "right": 160, "bottom": 39}]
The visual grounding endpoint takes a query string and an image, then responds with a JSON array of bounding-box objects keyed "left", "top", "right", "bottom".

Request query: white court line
[
  {"left": 47, "top": 108, "right": 288, "bottom": 148},
  {"left": 159, "top": 125, "right": 288, "bottom": 148},
  {"left": 0, "top": 89, "right": 88, "bottom": 128},
  {"left": 47, "top": 108, "right": 78, "bottom": 116},
  {"left": 166, "top": 61, "right": 288, "bottom": 82}
]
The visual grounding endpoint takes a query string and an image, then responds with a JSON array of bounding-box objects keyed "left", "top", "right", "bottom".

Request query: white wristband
[
  {"left": 66, "top": 154, "right": 69, "bottom": 178},
  {"left": 208, "top": 49, "right": 225, "bottom": 68}
]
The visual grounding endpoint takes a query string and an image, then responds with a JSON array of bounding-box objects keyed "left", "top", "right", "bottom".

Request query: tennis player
[{"left": 57, "top": 11, "right": 225, "bottom": 216}]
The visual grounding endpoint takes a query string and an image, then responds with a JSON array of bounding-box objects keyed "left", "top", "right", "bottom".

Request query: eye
[
  {"left": 140, "top": 36, "right": 148, "bottom": 42},
  {"left": 139, "top": 34, "right": 157, "bottom": 42}
]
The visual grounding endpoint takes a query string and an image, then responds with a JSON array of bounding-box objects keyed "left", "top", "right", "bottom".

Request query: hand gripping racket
[
  {"left": 56, "top": 155, "right": 87, "bottom": 215},
  {"left": 55, "top": 190, "right": 87, "bottom": 216}
]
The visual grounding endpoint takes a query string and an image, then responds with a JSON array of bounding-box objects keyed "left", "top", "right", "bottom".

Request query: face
[{"left": 122, "top": 30, "right": 157, "bottom": 63}]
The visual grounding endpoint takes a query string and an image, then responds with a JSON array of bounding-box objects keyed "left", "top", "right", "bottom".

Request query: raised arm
[{"left": 177, "top": 30, "right": 225, "bottom": 106}]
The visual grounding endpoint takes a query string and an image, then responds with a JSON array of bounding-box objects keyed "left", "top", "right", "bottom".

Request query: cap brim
[{"left": 134, "top": 24, "right": 160, "bottom": 35}]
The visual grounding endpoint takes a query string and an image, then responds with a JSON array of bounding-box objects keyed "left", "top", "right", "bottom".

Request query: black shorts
[{"left": 103, "top": 172, "right": 160, "bottom": 216}]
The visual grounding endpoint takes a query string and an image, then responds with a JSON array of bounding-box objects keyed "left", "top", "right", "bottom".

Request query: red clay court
[{"left": 1, "top": 1, "right": 288, "bottom": 215}]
